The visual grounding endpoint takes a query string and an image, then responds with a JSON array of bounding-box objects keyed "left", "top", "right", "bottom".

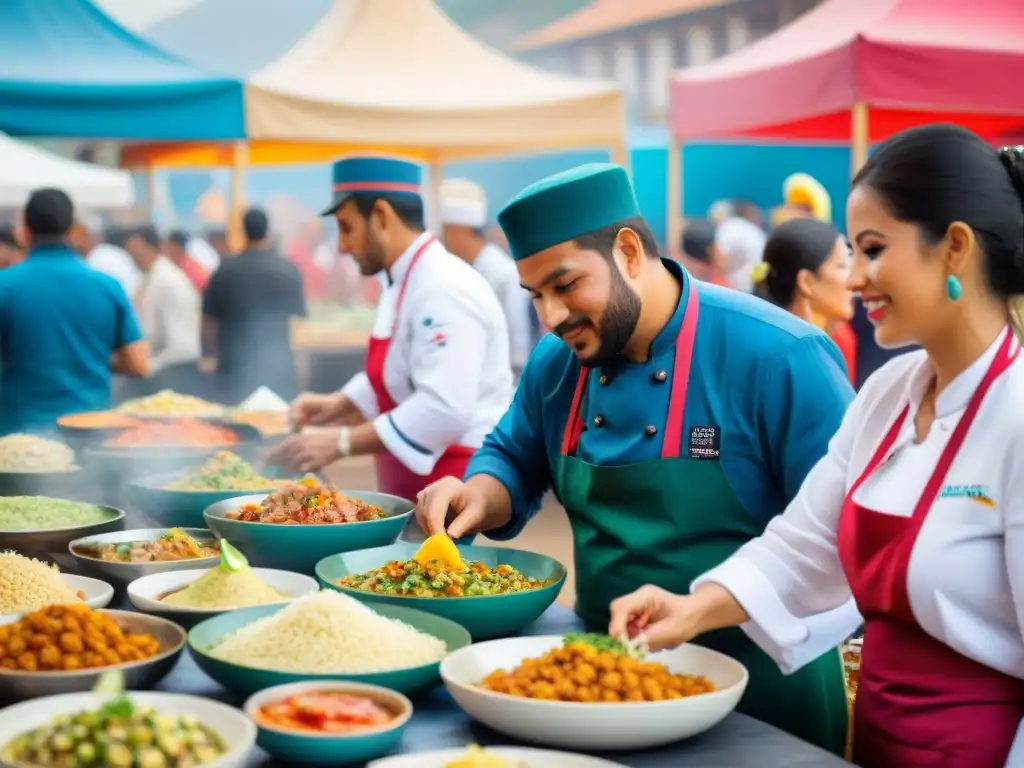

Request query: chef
[
  {"left": 608, "top": 126, "right": 1024, "bottom": 767},
  {"left": 416, "top": 163, "right": 858, "bottom": 753},
  {"left": 439, "top": 178, "right": 535, "bottom": 377},
  {"left": 270, "top": 155, "right": 513, "bottom": 502}
]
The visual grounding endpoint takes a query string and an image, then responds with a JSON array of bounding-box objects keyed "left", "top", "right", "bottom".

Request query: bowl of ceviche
[
  {"left": 243, "top": 681, "right": 412, "bottom": 766},
  {"left": 129, "top": 451, "right": 294, "bottom": 529},
  {"left": 203, "top": 479, "right": 413, "bottom": 573},
  {"left": 315, "top": 537, "right": 567, "bottom": 640}
]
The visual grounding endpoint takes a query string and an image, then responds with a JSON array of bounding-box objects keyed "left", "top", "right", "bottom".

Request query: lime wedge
[
  {"left": 220, "top": 540, "right": 249, "bottom": 571},
  {"left": 93, "top": 670, "right": 125, "bottom": 697}
]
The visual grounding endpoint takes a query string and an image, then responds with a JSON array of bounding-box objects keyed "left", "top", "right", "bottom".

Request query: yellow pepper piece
[{"left": 412, "top": 533, "right": 466, "bottom": 571}]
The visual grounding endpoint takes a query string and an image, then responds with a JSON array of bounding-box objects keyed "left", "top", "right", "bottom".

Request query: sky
[{"left": 94, "top": 0, "right": 203, "bottom": 29}]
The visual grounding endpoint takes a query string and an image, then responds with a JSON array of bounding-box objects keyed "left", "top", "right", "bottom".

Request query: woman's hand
[
  {"left": 608, "top": 585, "right": 704, "bottom": 651},
  {"left": 608, "top": 583, "right": 749, "bottom": 652}
]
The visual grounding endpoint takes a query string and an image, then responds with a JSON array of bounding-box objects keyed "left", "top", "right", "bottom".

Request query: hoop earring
[{"left": 946, "top": 274, "right": 962, "bottom": 301}]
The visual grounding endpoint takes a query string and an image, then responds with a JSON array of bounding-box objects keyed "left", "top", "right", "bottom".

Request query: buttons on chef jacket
[
  {"left": 593, "top": 415, "right": 605, "bottom": 428},
  {"left": 652, "top": 370, "right": 668, "bottom": 384},
  {"left": 644, "top": 425, "right": 658, "bottom": 437},
  {"left": 599, "top": 374, "right": 611, "bottom": 385}
]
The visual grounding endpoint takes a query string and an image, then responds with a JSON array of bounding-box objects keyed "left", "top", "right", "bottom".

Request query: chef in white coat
[
  {"left": 269, "top": 155, "right": 514, "bottom": 501},
  {"left": 439, "top": 178, "right": 534, "bottom": 377},
  {"left": 609, "top": 125, "right": 1024, "bottom": 767}
]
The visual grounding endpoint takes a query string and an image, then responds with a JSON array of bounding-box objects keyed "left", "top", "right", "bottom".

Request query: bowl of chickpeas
[
  {"left": 0, "top": 605, "right": 186, "bottom": 702},
  {"left": 440, "top": 634, "right": 748, "bottom": 751}
]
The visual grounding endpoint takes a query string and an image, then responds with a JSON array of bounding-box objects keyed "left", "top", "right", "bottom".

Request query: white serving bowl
[
  {"left": 0, "top": 574, "right": 113, "bottom": 625},
  {"left": 127, "top": 568, "right": 319, "bottom": 628},
  {"left": 440, "top": 635, "right": 748, "bottom": 751},
  {"left": 0, "top": 691, "right": 255, "bottom": 767},
  {"left": 369, "top": 748, "right": 629, "bottom": 768}
]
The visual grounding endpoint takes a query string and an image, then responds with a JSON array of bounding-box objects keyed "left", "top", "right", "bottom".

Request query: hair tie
[{"left": 750, "top": 261, "right": 771, "bottom": 284}]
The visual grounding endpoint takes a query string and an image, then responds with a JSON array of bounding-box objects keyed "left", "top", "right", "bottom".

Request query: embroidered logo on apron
[
  {"left": 939, "top": 483, "right": 996, "bottom": 508},
  {"left": 688, "top": 425, "right": 720, "bottom": 459}
]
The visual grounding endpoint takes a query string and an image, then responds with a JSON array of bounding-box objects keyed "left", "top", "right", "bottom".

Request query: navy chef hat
[
  {"left": 321, "top": 155, "right": 423, "bottom": 216},
  {"left": 497, "top": 163, "right": 641, "bottom": 261}
]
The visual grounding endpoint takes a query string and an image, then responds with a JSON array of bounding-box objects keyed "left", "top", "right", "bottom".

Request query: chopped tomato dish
[{"left": 254, "top": 692, "right": 397, "bottom": 733}]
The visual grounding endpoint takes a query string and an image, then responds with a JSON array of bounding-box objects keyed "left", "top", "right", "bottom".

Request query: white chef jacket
[
  {"left": 474, "top": 243, "right": 533, "bottom": 371},
  {"left": 696, "top": 329, "right": 1024, "bottom": 704},
  {"left": 137, "top": 257, "right": 202, "bottom": 374},
  {"left": 341, "top": 233, "right": 514, "bottom": 476}
]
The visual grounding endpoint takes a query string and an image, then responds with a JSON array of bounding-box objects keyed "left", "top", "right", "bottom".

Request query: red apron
[
  {"left": 837, "top": 327, "right": 1024, "bottom": 767},
  {"left": 365, "top": 235, "right": 475, "bottom": 502}
]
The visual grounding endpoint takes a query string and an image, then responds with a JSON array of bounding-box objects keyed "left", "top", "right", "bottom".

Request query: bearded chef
[
  {"left": 269, "top": 156, "right": 514, "bottom": 501},
  {"left": 609, "top": 126, "right": 1024, "bottom": 768},
  {"left": 439, "top": 178, "right": 535, "bottom": 377}
]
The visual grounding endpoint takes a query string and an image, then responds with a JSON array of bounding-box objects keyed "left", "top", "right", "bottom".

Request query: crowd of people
[{"left": 1, "top": 122, "right": 1022, "bottom": 766}]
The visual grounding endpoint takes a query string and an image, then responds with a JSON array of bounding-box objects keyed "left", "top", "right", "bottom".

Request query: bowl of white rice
[{"left": 187, "top": 590, "right": 471, "bottom": 697}]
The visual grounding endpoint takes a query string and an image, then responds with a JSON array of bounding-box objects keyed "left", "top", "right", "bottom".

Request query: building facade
[{"left": 517, "top": 0, "right": 822, "bottom": 123}]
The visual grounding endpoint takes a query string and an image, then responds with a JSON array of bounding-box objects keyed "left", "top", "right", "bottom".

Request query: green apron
[{"left": 550, "top": 283, "right": 847, "bottom": 755}]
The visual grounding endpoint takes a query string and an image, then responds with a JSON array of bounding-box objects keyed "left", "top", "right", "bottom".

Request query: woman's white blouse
[{"left": 696, "top": 330, "right": 1024, "bottom": 681}]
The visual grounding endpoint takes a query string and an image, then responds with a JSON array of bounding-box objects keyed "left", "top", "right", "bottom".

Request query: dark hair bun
[{"left": 999, "top": 146, "right": 1024, "bottom": 202}]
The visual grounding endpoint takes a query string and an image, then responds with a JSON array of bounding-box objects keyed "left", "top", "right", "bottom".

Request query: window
[
  {"left": 646, "top": 32, "right": 674, "bottom": 112},
  {"left": 726, "top": 15, "right": 750, "bottom": 52},
  {"left": 612, "top": 40, "right": 640, "bottom": 96},
  {"left": 579, "top": 45, "right": 604, "bottom": 77},
  {"left": 686, "top": 25, "right": 714, "bottom": 66}
]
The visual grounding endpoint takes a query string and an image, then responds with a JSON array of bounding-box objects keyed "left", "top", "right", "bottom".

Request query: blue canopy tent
[{"left": 0, "top": 0, "right": 244, "bottom": 140}]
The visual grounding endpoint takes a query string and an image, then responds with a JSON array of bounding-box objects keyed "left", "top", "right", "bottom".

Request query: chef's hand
[
  {"left": 266, "top": 428, "right": 341, "bottom": 474},
  {"left": 416, "top": 477, "right": 486, "bottom": 539},
  {"left": 608, "top": 585, "right": 706, "bottom": 652},
  {"left": 289, "top": 392, "right": 343, "bottom": 430}
]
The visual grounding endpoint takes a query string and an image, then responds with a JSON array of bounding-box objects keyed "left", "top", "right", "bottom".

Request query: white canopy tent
[
  {"left": 243, "top": 0, "right": 627, "bottom": 162},
  {"left": 0, "top": 134, "right": 134, "bottom": 209}
]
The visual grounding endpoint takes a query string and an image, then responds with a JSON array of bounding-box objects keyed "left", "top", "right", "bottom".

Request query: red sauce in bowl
[{"left": 254, "top": 692, "right": 398, "bottom": 734}]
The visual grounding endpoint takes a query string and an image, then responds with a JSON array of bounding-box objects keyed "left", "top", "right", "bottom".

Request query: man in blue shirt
[
  {"left": 0, "top": 189, "right": 150, "bottom": 434},
  {"left": 416, "top": 164, "right": 856, "bottom": 753}
]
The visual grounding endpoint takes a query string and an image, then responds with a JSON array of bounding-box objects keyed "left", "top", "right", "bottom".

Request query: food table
[{"left": 144, "top": 602, "right": 851, "bottom": 767}]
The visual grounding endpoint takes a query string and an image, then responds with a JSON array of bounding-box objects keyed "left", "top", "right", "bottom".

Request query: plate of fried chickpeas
[
  {"left": 0, "top": 604, "right": 186, "bottom": 699},
  {"left": 440, "top": 633, "right": 750, "bottom": 751}
]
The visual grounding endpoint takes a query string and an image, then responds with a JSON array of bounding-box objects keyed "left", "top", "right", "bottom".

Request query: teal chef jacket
[{"left": 466, "top": 259, "right": 855, "bottom": 539}]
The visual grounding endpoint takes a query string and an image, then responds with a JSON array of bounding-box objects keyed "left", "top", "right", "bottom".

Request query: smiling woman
[{"left": 610, "top": 124, "right": 1024, "bottom": 768}]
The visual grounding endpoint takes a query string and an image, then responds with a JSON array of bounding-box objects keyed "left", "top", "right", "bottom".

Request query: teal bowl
[
  {"left": 315, "top": 542, "right": 567, "bottom": 640},
  {"left": 129, "top": 472, "right": 292, "bottom": 529},
  {"left": 188, "top": 601, "right": 471, "bottom": 697},
  {"left": 202, "top": 492, "right": 413, "bottom": 574},
  {"left": 243, "top": 681, "right": 412, "bottom": 766}
]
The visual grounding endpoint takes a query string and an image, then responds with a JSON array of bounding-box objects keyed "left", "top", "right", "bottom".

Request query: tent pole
[
  {"left": 667, "top": 137, "right": 682, "bottom": 255},
  {"left": 427, "top": 159, "right": 444, "bottom": 233},
  {"left": 611, "top": 141, "right": 631, "bottom": 175},
  {"left": 227, "top": 141, "right": 249, "bottom": 255},
  {"left": 146, "top": 169, "right": 157, "bottom": 217},
  {"left": 850, "top": 103, "right": 869, "bottom": 179}
]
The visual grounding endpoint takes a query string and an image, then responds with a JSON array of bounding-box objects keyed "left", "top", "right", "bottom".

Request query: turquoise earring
[{"left": 946, "top": 274, "right": 962, "bottom": 301}]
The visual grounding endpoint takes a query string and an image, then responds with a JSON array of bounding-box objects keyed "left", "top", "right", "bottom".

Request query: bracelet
[{"left": 338, "top": 426, "right": 352, "bottom": 457}]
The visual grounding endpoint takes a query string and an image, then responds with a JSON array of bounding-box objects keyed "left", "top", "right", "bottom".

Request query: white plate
[
  {"left": 369, "top": 747, "right": 628, "bottom": 768},
  {"left": 127, "top": 567, "right": 319, "bottom": 615},
  {"left": 62, "top": 574, "right": 114, "bottom": 609},
  {"left": 0, "top": 574, "right": 113, "bottom": 625},
  {"left": 0, "top": 691, "right": 255, "bottom": 768},
  {"left": 440, "top": 635, "right": 748, "bottom": 751}
]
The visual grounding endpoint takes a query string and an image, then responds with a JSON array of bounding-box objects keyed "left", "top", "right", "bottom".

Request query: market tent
[
  {"left": 0, "top": 0, "right": 244, "bottom": 140},
  {"left": 0, "top": 134, "right": 135, "bottom": 209},
  {"left": 242, "top": 0, "right": 626, "bottom": 161},
  {"left": 669, "top": 0, "right": 1024, "bottom": 141}
]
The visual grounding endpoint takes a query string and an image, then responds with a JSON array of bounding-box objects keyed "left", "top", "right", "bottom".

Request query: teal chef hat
[
  {"left": 497, "top": 163, "right": 641, "bottom": 261},
  {"left": 321, "top": 155, "right": 423, "bottom": 216}
]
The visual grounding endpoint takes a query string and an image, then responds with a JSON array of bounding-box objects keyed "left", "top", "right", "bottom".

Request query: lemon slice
[
  {"left": 93, "top": 669, "right": 125, "bottom": 697},
  {"left": 412, "top": 533, "right": 466, "bottom": 571},
  {"left": 220, "top": 539, "right": 249, "bottom": 572}
]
